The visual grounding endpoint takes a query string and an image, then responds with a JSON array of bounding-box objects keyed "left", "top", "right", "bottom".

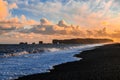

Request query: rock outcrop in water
[
  {"left": 52, "top": 38, "right": 113, "bottom": 44},
  {"left": 39, "top": 41, "right": 43, "bottom": 44},
  {"left": 19, "top": 42, "right": 28, "bottom": 45}
]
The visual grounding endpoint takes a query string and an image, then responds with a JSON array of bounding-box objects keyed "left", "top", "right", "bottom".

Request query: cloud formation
[
  {"left": 0, "top": 0, "right": 120, "bottom": 43},
  {"left": 20, "top": 18, "right": 83, "bottom": 35},
  {"left": 5, "top": 0, "right": 120, "bottom": 28},
  {"left": 0, "top": 0, "right": 8, "bottom": 19},
  {"left": 0, "top": 0, "right": 39, "bottom": 35},
  {"left": 1, "top": 17, "right": 120, "bottom": 43},
  {"left": 18, "top": 18, "right": 120, "bottom": 42}
]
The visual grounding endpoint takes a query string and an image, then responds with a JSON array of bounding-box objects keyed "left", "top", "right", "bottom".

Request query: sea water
[{"left": 0, "top": 44, "right": 104, "bottom": 80}]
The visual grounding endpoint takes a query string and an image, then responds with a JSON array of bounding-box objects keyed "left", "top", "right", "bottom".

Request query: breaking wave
[
  {"left": 0, "top": 43, "right": 106, "bottom": 80},
  {"left": 1, "top": 47, "right": 62, "bottom": 58},
  {"left": 0, "top": 44, "right": 103, "bottom": 58}
]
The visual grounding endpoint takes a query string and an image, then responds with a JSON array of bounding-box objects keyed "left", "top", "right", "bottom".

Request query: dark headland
[
  {"left": 52, "top": 38, "right": 113, "bottom": 44},
  {"left": 16, "top": 43, "right": 120, "bottom": 80}
]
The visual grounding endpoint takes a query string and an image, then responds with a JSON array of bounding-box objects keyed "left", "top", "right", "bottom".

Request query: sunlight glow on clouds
[
  {"left": 0, "top": 0, "right": 8, "bottom": 19},
  {"left": 0, "top": 0, "right": 120, "bottom": 43}
]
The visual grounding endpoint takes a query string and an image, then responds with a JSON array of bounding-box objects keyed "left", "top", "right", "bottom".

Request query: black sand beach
[{"left": 16, "top": 43, "right": 120, "bottom": 80}]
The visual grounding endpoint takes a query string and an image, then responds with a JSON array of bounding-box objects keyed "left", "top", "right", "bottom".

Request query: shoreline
[{"left": 16, "top": 43, "right": 120, "bottom": 80}]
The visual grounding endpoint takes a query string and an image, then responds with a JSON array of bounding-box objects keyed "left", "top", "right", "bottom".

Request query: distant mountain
[{"left": 52, "top": 38, "right": 113, "bottom": 44}]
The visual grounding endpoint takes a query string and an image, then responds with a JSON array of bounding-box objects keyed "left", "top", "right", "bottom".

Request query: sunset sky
[{"left": 0, "top": 0, "right": 120, "bottom": 44}]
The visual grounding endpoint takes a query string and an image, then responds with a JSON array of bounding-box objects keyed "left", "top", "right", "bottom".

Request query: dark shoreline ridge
[
  {"left": 52, "top": 38, "right": 113, "bottom": 44},
  {"left": 16, "top": 43, "right": 120, "bottom": 80}
]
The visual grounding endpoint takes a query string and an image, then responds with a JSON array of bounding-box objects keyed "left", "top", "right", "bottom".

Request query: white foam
[
  {"left": 3, "top": 51, "right": 29, "bottom": 57},
  {"left": 0, "top": 44, "right": 104, "bottom": 80},
  {"left": 44, "top": 48, "right": 61, "bottom": 52}
]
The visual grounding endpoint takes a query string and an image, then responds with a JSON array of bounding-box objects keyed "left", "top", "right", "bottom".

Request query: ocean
[{"left": 0, "top": 44, "right": 104, "bottom": 80}]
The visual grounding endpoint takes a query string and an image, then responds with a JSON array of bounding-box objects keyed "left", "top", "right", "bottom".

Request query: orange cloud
[
  {"left": 0, "top": 15, "right": 39, "bottom": 29},
  {"left": 1, "top": 0, "right": 120, "bottom": 43},
  {"left": 18, "top": 18, "right": 120, "bottom": 42},
  {"left": 0, "top": 0, "right": 38, "bottom": 33},
  {"left": 0, "top": 0, "right": 8, "bottom": 19}
]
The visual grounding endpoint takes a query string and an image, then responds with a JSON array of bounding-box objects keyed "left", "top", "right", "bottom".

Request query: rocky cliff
[{"left": 52, "top": 38, "right": 113, "bottom": 44}]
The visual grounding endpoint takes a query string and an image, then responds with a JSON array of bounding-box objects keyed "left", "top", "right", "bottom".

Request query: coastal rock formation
[
  {"left": 19, "top": 42, "right": 28, "bottom": 45},
  {"left": 39, "top": 41, "right": 43, "bottom": 44},
  {"left": 52, "top": 38, "right": 113, "bottom": 44}
]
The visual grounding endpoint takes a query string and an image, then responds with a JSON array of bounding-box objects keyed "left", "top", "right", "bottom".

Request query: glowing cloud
[
  {"left": 0, "top": 0, "right": 120, "bottom": 43},
  {"left": 0, "top": 0, "right": 8, "bottom": 19}
]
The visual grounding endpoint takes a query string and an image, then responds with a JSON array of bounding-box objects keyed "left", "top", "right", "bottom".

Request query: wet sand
[{"left": 16, "top": 43, "right": 120, "bottom": 80}]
